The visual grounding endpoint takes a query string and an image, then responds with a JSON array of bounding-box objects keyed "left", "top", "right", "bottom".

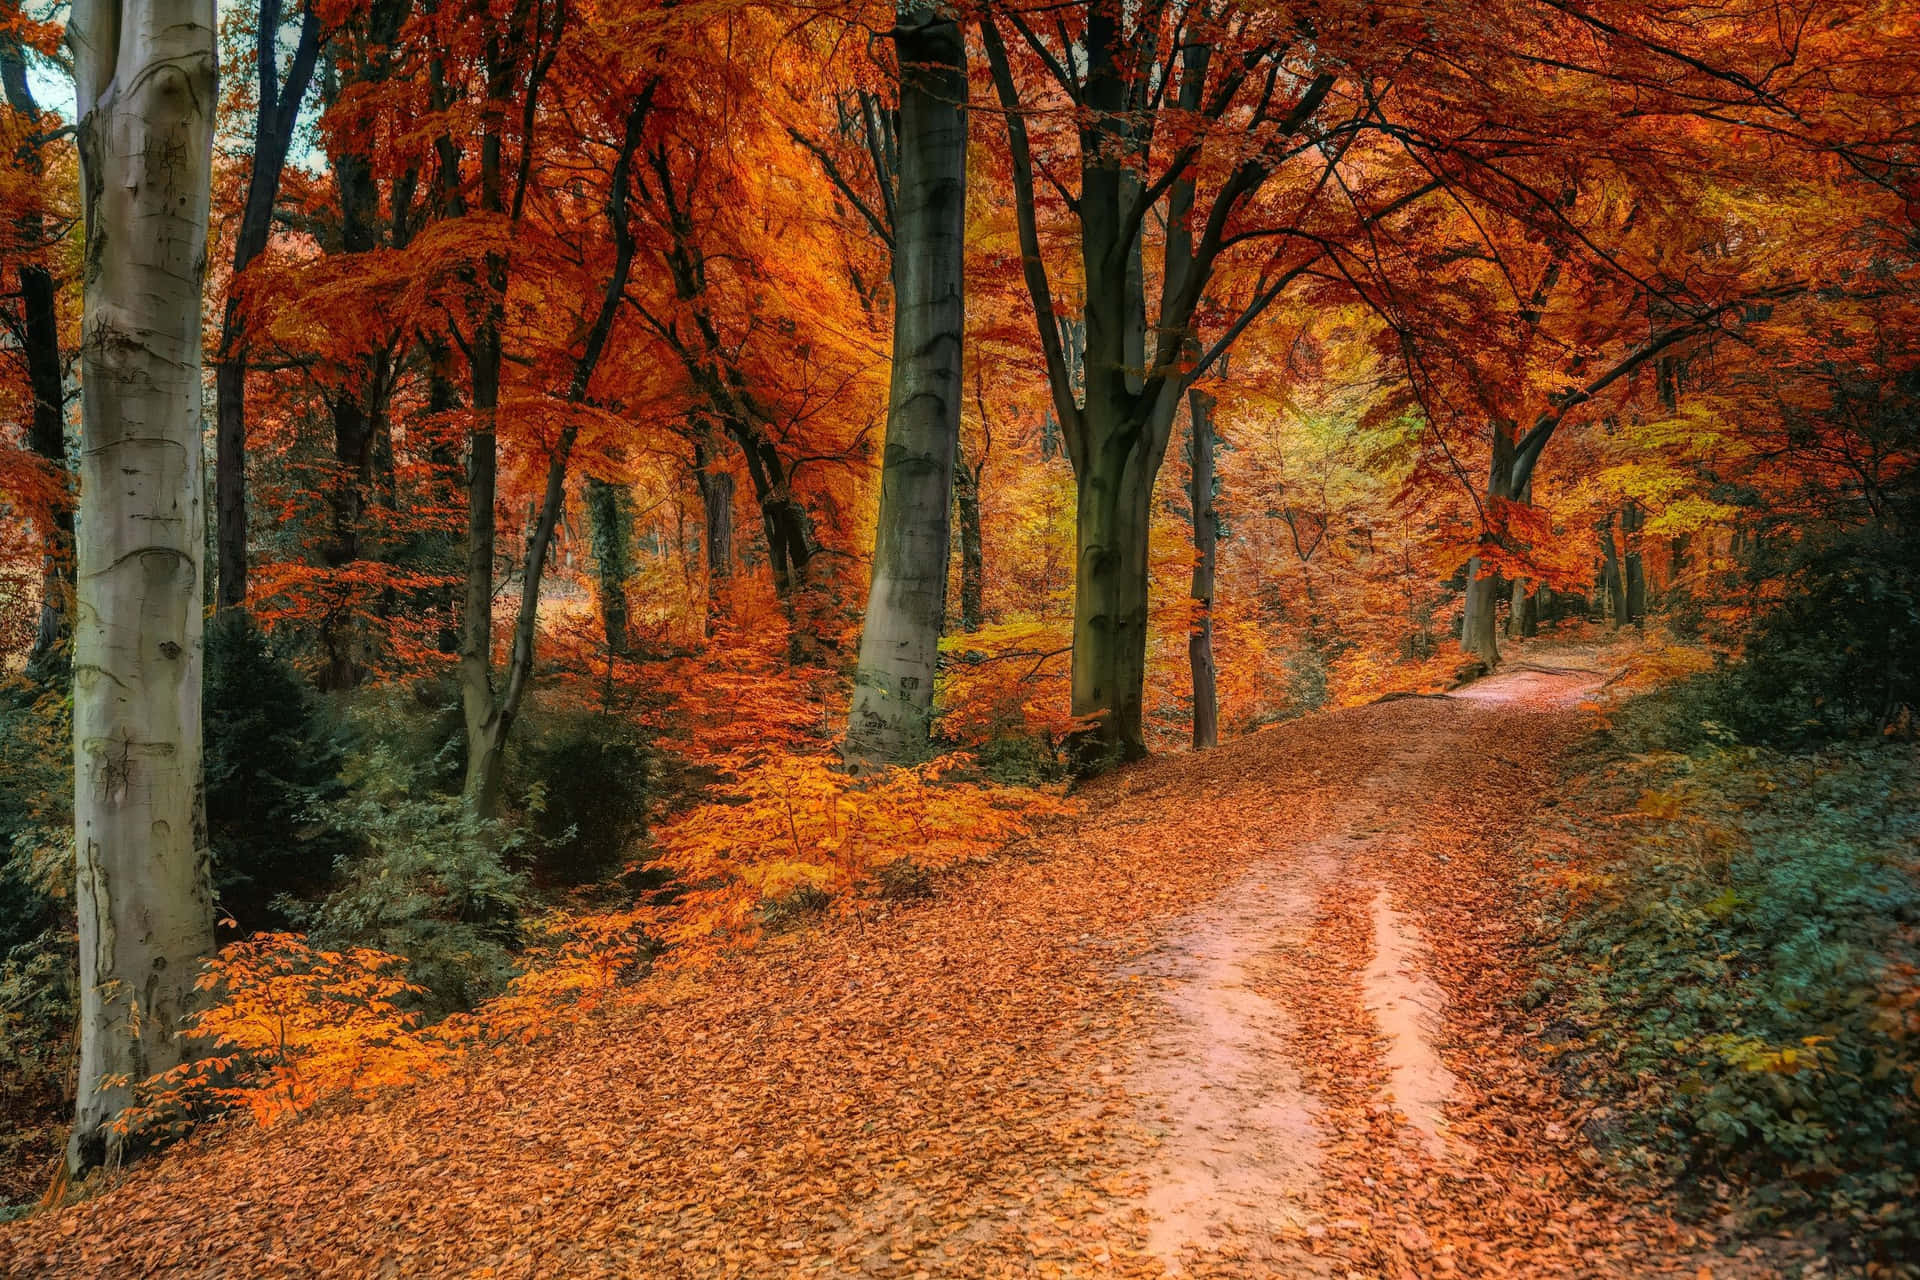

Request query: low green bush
[
  {"left": 296, "top": 749, "right": 527, "bottom": 1014},
  {"left": 203, "top": 611, "right": 353, "bottom": 930},
  {"left": 511, "top": 706, "right": 651, "bottom": 885},
  {"left": 975, "top": 729, "right": 1065, "bottom": 786},
  {"left": 1529, "top": 735, "right": 1920, "bottom": 1257}
]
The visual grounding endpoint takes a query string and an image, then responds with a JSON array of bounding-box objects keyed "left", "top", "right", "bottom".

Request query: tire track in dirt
[
  {"left": 6, "top": 647, "right": 1786, "bottom": 1278},
  {"left": 1117, "top": 658, "right": 1604, "bottom": 1276}
]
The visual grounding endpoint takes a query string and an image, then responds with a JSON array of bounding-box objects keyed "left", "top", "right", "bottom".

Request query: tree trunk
[
  {"left": 693, "top": 435, "right": 734, "bottom": 622},
  {"left": 459, "top": 321, "right": 505, "bottom": 811},
  {"left": 1069, "top": 439, "right": 1156, "bottom": 765},
  {"left": 1599, "top": 513, "right": 1626, "bottom": 627},
  {"left": 1187, "top": 386, "right": 1219, "bottom": 751},
  {"left": 585, "top": 476, "right": 633, "bottom": 656},
  {"left": 20, "top": 231, "right": 71, "bottom": 679},
  {"left": 1460, "top": 428, "right": 1516, "bottom": 668},
  {"left": 953, "top": 453, "right": 984, "bottom": 632},
  {"left": 215, "top": 0, "right": 324, "bottom": 611},
  {"left": 844, "top": 3, "right": 967, "bottom": 769},
  {"left": 1505, "top": 576, "right": 1528, "bottom": 639},
  {"left": 1622, "top": 502, "right": 1646, "bottom": 624},
  {"left": 3, "top": 17, "right": 75, "bottom": 677},
  {"left": 1514, "top": 578, "right": 1539, "bottom": 637},
  {"left": 317, "top": 374, "right": 386, "bottom": 691},
  {"left": 67, "top": 0, "right": 218, "bottom": 1172},
  {"left": 460, "top": 63, "right": 640, "bottom": 815}
]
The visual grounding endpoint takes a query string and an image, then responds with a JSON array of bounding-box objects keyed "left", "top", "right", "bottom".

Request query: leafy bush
[
  {"left": 203, "top": 611, "right": 353, "bottom": 930},
  {"left": 0, "top": 679, "right": 74, "bottom": 1206},
  {"left": 1719, "top": 527, "right": 1919, "bottom": 745},
  {"left": 297, "top": 753, "right": 527, "bottom": 1014},
  {"left": 1530, "top": 738, "right": 1920, "bottom": 1256},
  {"left": 117, "top": 934, "right": 443, "bottom": 1140},
  {"left": 337, "top": 678, "right": 469, "bottom": 798},
  {"left": 511, "top": 706, "right": 651, "bottom": 885},
  {"left": 0, "top": 679, "right": 68, "bottom": 957},
  {"left": 974, "top": 729, "right": 1064, "bottom": 786}
]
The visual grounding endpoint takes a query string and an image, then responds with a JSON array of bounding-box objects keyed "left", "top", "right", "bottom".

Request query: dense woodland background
[{"left": 0, "top": 0, "right": 1917, "bottom": 1265}]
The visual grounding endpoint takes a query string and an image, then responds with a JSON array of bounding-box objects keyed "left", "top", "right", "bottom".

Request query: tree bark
[
  {"left": 1622, "top": 502, "right": 1646, "bottom": 624},
  {"left": 585, "top": 475, "right": 633, "bottom": 656},
  {"left": 214, "top": 0, "right": 323, "bottom": 611},
  {"left": 953, "top": 447, "right": 985, "bottom": 632},
  {"left": 3, "top": 15, "right": 76, "bottom": 677},
  {"left": 982, "top": 17, "right": 1339, "bottom": 765},
  {"left": 845, "top": 2, "right": 967, "bottom": 769},
  {"left": 1070, "top": 442, "right": 1157, "bottom": 763},
  {"left": 1599, "top": 513, "right": 1626, "bottom": 627},
  {"left": 1460, "top": 429, "right": 1516, "bottom": 668},
  {"left": 460, "top": 62, "right": 644, "bottom": 814},
  {"left": 66, "top": 0, "right": 219, "bottom": 1172},
  {"left": 693, "top": 432, "right": 734, "bottom": 622},
  {"left": 1187, "top": 386, "right": 1219, "bottom": 750}
]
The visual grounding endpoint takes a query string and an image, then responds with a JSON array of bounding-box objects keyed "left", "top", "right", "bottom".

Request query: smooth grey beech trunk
[
  {"left": 844, "top": 2, "right": 967, "bottom": 769},
  {"left": 67, "top": 0, "right": 219, "bottom": 1172}
]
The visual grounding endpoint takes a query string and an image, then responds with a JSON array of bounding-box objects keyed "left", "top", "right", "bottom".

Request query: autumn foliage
[{"left": 2, "top": 0, "right": 1918, "bottom": 1267}]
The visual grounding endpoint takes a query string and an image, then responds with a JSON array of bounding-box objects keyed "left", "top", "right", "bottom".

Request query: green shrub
[
  {"left": 975, "top": 729, "right": 1064, "bottom": 786},
  {"left": 203, "top": 611, "right": 353, "bottom": 931},
  {"left": 0, "top": 679, "right": 72, "bottom": 1206},
  {"left": 0, "top": 680, "right": 68, "bottom": 957},
  {"left": 338, "top": 677, "right": 469, "bottom": 798},
  {"left": 1721, "top": 528, "right": 1919, "bottom": 745},
  {"left": 1531, "top": 739, "right": 1920, "bottom": 1256},
  {"left": 511, "top": 707, "right": 651, "bottom": 885},
  {"left": 297, "top": 751, "right": 527, "bottom": 1013}
]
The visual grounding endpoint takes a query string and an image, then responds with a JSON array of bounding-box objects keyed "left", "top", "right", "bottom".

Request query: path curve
[{"left": 4, "top": 649, "right": 1769, "bottom": 1278}]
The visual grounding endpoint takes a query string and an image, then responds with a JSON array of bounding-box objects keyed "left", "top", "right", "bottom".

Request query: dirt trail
[
  {"left": 3, "top": 647, "right": 1770, "bottom": 1279},
  {"left": 1118, "top": 658, "right": 1600, "bottom": 1275}
]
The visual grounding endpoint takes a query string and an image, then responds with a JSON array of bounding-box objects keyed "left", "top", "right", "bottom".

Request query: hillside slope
[{"left": 1, "top": 657, "right": 1784, "bottom": 1278}]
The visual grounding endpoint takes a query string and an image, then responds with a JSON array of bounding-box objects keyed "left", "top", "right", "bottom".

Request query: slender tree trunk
[
  {"left": 1187, "top": 386, "right": 1219, "bottom": 750},
  {"left": 953, "top": 454, "right": 984, "bottom": 632},
  {"left": 693, "top": 434, "right": 734, "bottom": 622},
  {"left": 215, "top": 0, "right": 323, "bottom": 610},
  {"left": 1069, "top": 438, "right": 1157, "bottom": 764},
  {"left": 585, "top": 475, "right": 633, "bottom": 656},
  {"left": 1622, "top": 502, "right": 1646, "bottom": 624},
  {"left": 845, "top": 2, "right": 967, "bottom": 769},
  {"left": 1599, "top": 513, "right": 1626, "bottom": 627},
  {"left": 461, "top": 64, "right": 641, "bottom": 814},
  {"left": 460, "top": 325, "right": 506, "bottom": 811},
  {"left": 316, "top": 373, "right": 386, "bottom": 691},
  {"left": 20, "top": 240, "right": 70, "bottom": 678},
  {"left": 67, "top": 0, "right": 218, "bottom": 1172},
  {"left": 3, "top": 18, "right": 75, "bottom": 676},
  {"left": 1460, "top": 428, "right": 1515, "bottom": 667},
  {"left": 425, "top": 340, "right": 464, "bottom": 654}
]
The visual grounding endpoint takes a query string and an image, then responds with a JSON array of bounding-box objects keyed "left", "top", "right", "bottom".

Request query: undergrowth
[{"left": 1524, "top": 682, "right": 1920, "bottom": 1262}]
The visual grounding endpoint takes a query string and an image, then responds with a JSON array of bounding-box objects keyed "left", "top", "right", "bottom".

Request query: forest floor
[{"left": 0, "top": 647, "right": 1822, "bottom": 1278}]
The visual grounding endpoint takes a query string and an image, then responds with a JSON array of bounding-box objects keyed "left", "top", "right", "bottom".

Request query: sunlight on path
[
  {"left": 1119, "top": 652, "right": 1611, "bottom": 1274},
  {"left": 1125, "top": 849, "right": 1334, "bottom": 1274},
  {"left": 1363, "top": 888, "right": 1474, "bottom": 1165}
]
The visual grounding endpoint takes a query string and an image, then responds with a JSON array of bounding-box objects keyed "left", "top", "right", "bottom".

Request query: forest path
[{"left": 3, "top": 646, "right": 1769, "bottom": 1279}]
